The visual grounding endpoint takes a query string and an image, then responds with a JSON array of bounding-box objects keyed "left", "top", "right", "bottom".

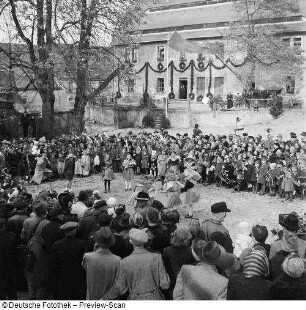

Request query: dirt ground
[
  {"left": 26, "top": 109, "right": 306, "bottom": 244},
  {"left": 26, "top": 172, "right": 306, "bottom": 245}
]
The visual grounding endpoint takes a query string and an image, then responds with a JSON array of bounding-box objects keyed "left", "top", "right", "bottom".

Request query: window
[
  {"left": 157, "top": 46, "right": 165, "bottom": 61},
  {"left": 131, "top": 48, "right": 138, "bottom": 63},
  {"left": 157, "top": 78, "right": 164, "bottom": 92},
  {"left": 196, "top": 77, "right": 205, "bottom": 92},
  {"left": 127, "top": 79, "right": 135, "bottom": 92},
  {"left": 68, "top": 81, "right": 73, "bottom": 93},
  {"left": 286, "top": 76, "right": 295, "bottom": 94},
  {"left": 282, "top": 38, "right": 291, "bottom": 47},
  {"left": 179, "top": 51, "right": 187, "bottom": 61},
  {"left": 293, "top": 37, "right": 302, "bottom": 47}
]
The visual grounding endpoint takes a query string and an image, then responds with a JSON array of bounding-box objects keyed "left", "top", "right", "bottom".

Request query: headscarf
[{"left": 243, "top": 249, "right": 269, "bottom": 278}]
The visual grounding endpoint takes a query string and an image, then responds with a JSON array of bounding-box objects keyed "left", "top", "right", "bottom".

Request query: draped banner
[{"left": 169, "top": 31, "right": 204, "bottom": 54}]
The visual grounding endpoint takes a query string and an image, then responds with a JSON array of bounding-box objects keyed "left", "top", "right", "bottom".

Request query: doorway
[
  {"left": 214, "top": 77, "right": 224, "bottom": 98},
  {"left": 179, "top": 79, "right": 188, "bottom": 99}
]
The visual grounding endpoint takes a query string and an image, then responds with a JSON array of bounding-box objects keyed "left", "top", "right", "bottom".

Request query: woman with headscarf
[
  {"left": 81, "top": 150, "right": 90, "bottom": 177},
  {"left": 227, "top": 247, "right": 271, "bottom": 300},
  {"left": 270, "top": 253, "right": 306, "bottom": 300}
]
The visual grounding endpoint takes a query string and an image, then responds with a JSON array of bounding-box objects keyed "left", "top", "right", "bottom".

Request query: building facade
[{"left": 117, "top": 0, "right": 306, "bottom": 104}]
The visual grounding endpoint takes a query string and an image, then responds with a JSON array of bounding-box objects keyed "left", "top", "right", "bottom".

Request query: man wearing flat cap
[
  {"left": 201, "top": 202, "right": 234, "bottom": 253},
  {"left": 50, "top": 222, "right": 86, "bottom": 300}
]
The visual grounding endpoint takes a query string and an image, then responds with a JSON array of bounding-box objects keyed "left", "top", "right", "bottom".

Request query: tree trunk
[
  {"left": 73, "top": 88, "right": 87, "bottom": 133},
  {"left": 39, "top": 86, "right": 55, "bottom": 138}
]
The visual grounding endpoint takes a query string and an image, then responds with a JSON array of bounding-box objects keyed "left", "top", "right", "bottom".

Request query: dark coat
[
  {"left": 269, "top": 250, "right": 290, "bottom": 281},
  {"left": 227, "top": 273, "right": 271, "bottom": 300},
  {"left": 109, "top": 233, "right": 133, "bottom": 259},
  {"left": 7, "top": 211, "right": 29, "bottom": 243},
  {"left": 162, "top": 245, "right": 195, "bottom": 290},
  {"left": 270, "top": 273, "right": 306, "bottom": 300},
  {"left": 50, "top": 235, "right": 86, "bottom": 300},
  {"left": 145, "top": 224, "right": 171, "bottom": 254},
  {"left": 41, "top": 219, "right": 65, "bottom": 254}
]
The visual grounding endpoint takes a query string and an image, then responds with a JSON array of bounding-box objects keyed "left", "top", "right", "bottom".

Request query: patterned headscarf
[{"left": 243, "top": 249, "right": 269, "bottom": 278}]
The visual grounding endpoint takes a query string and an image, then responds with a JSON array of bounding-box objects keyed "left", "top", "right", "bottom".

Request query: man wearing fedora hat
[
  {"left": 50, "top": 222, "right": 86, "bottom": 300},
  {"left": 173, "top": 240, "right": 229, "bottom": 300},
  {"left": 82, "top": 227, "right": 121, "bottom": 300},
  {"left": 201, "top": 202, "right": 234, "bottom": 253},
  {"left": 270, "top": 212, "right": 306, "bottom": 259},
  {"left": 103, "top": 228, "right": 170, "bottom": 300}
]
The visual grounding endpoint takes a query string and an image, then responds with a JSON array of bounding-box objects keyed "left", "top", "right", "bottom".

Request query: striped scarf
[{"left": 243, "top": 249, "right": 269, "bottom": 278}]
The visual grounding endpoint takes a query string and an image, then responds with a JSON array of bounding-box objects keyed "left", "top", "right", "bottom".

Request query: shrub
[{"left": 269, "top": 99, "right": 284, "bottom": 119}]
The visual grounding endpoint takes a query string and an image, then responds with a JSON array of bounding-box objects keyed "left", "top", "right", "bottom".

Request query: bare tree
[{"left": 223, "top": 0, "right": 304, "bottom": 91}]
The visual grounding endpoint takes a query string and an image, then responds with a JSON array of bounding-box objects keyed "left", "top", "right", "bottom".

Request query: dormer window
[{"left": 157, "top": 46, "right": 165, "bottom": 62}]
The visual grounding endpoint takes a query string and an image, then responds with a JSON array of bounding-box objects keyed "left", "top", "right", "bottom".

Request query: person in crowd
[
  {"left": 81, "top": 150, "right": 91, "bottom": 177},
  {"left": 233, "top": 221, "right": 254, "bottom": 258},
  {"left": 157, "top": 149, "right": 168, "bottom": 186},
  {"left": 0, "top": 218, "right": 18, "bottom": 299},
  {"left": 201, "top": 202, "right": 234, "bottom": 253},
  {"left": 251, "top": 225, "right": 270, "bottom": 257},
  {"left": 269, "top": 253, "right": 306, "bottom": 300},
  {"left": 122, "top": 153, "right": 136, "bottom": 191},
  {"left": 173, "top": 240, "right": 229, "bottom": 300},
  {"left": 71, "top": 190, "right": 89, "bottom": 219},
  {"left": 162, "top": 228, "right": 195, "bottom": 299},
  {"left": 102, "top": 228, "right": 170, "bottom": 300},
  {"left": 102, "top": 154, "right": 115, "bottom": 193},
  {"left": 63, "top": 153, "right": 75, "bottom": 190},
  {"left": 227, "top": 247, "right": 271, "bottom": 300},
  {"left": 30, "top": 153, "right": 53, "bottom": 185},
  {"left": 82, "top": 227, "right": 121, "bottom": 300},
  {"left": 21, "top": 201, "right": 50, "bottom": 300},
  {"left": 50, "top": 222, "right": 86, "bottom": 300},
  {"left": 269, "top": 212, "right": 306, "bottom": 259}
]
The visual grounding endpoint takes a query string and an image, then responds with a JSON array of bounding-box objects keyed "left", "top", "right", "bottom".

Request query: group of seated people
[{"left": 0, "top": 185, "right": 305, "bottom": 300}]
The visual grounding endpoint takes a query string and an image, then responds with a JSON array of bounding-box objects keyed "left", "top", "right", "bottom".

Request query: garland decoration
[
  {"left": 190, "top": 60, "right": 194, "bottom": 93},
  {"left": 179, "top": 62, "right": 186, "bottom": 70},
  {"left": 208, "top": 60, "right": 212, "bottom": 94},
  {"left": 189, "top": 93, "right": 195, "bottom": 100},
  {"left": 170, "top": 61, "right": 174, "bottom": 94},
  {"left": 197, "top": 95, "right": 203, "bottom": 102},
  {"left": 157, "top": 63, "right": 164, "bottom": 71},
  {"left": 145, "top": 63, "right": 149, "bottom": 94},
  {"left": 198, "top": 61, "right": 205, "bottom": 70},
  {"left": 168, "top": 92, "right": 175, "bottom": 99}
]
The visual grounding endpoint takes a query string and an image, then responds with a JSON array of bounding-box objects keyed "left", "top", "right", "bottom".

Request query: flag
[{"left": 169, "top": 31, "right": 204, "bottom": 54}]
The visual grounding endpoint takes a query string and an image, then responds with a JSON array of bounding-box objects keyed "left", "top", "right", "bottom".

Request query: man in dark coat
[
  {"left": 50, "top": 222, "right": 86, "bottom": 300},
  {"left": 201, "top": 202, "right": 234, "bottom": 253},
  {"left": 0, "top": 218, "right": 18, "bottom": 299},
  {"left": 144, "top": 207, "right": 171, "bottom": 254},
  {"left": 78, "top": 200, "right": 108, "bottom": 242}
]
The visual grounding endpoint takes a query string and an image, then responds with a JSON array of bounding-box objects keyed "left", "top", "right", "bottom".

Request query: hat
[
  {"left": 135, "top": 191, "right": 150, "bottom": 201},
  {"left": 290, "top": 132, "right": 297, "bottom": 139},
  {"left": 282, "top": 254, "right": 305, "bottom": 278},
  {"left": 147, "top": 207, "right": 159, "bottom": 224},
  {"left": 243, "top": 133, "right": 248, "bottom": 136},
  {"left": 129, "top": 228, "right": 149, "bottom": 246},
  {"left": 13, "top": 197, "right": 29, "bottom": 209},
  {"left": 194, "top": 241, "right": 225, "bottom": 265},
  {"left": 211, "top": 201, "right": 231, "bottom": 213},
  {"left": 301, "top": 132, "right": 306, "bottom": 137},
  {"left": 60, "top": 221, "right": 78, "bottom": 232},
  {"left": 94, "top": 200, "right": 107, "bottom": 209},
  {"left": 58, "top": 192, "right": 74, "bottom": 209},
  {"left": 114, "top": 204, "right": 126, "bottom": 217},
  {"left": 33, "top": 201, "right": 48, "bottom": 216},
  {"left": 94, "top": 227, "right": 115, "bottom": 247},
  {"left": 106, "top": 197, "right": 117, "bottom": 207},
  {"left": 118, "top": 213, "right": 131, "bottom": 227},
  {"left": 280, "top": 212, "right": 300, "bottom": 232},
  {"left": 97, "top": 212, "right": 112, "bottom": 227},
  {"left": 48, "top": 206, "right": 64, "bottom": 218},
  {"left": 151, "top": 200, "right": 165, "bottom": 211}
]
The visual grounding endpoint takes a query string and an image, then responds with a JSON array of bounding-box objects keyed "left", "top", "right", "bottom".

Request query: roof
[{"left": 139, "top": 0, "right": 306, "bottom": 43}]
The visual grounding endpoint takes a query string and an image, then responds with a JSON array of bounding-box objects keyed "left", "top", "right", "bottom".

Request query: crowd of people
[
  {"left": 0, "top": 126, "right": 306, "bottom": 300},
  {"left": 0, "top": 186, "right": 305, "bottom": 300}
]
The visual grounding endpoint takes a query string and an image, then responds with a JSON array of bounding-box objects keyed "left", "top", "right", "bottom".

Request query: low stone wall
[{"left": 85, "top": 105, "right": 115, "bottom": 126}]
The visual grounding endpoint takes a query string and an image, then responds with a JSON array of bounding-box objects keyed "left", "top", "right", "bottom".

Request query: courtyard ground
[
  {"left": 26, "top": 172, "right": 305, "bottom": 245},
  {"left": 26, "top": 108, "right": 306, "bottom": 244}
]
